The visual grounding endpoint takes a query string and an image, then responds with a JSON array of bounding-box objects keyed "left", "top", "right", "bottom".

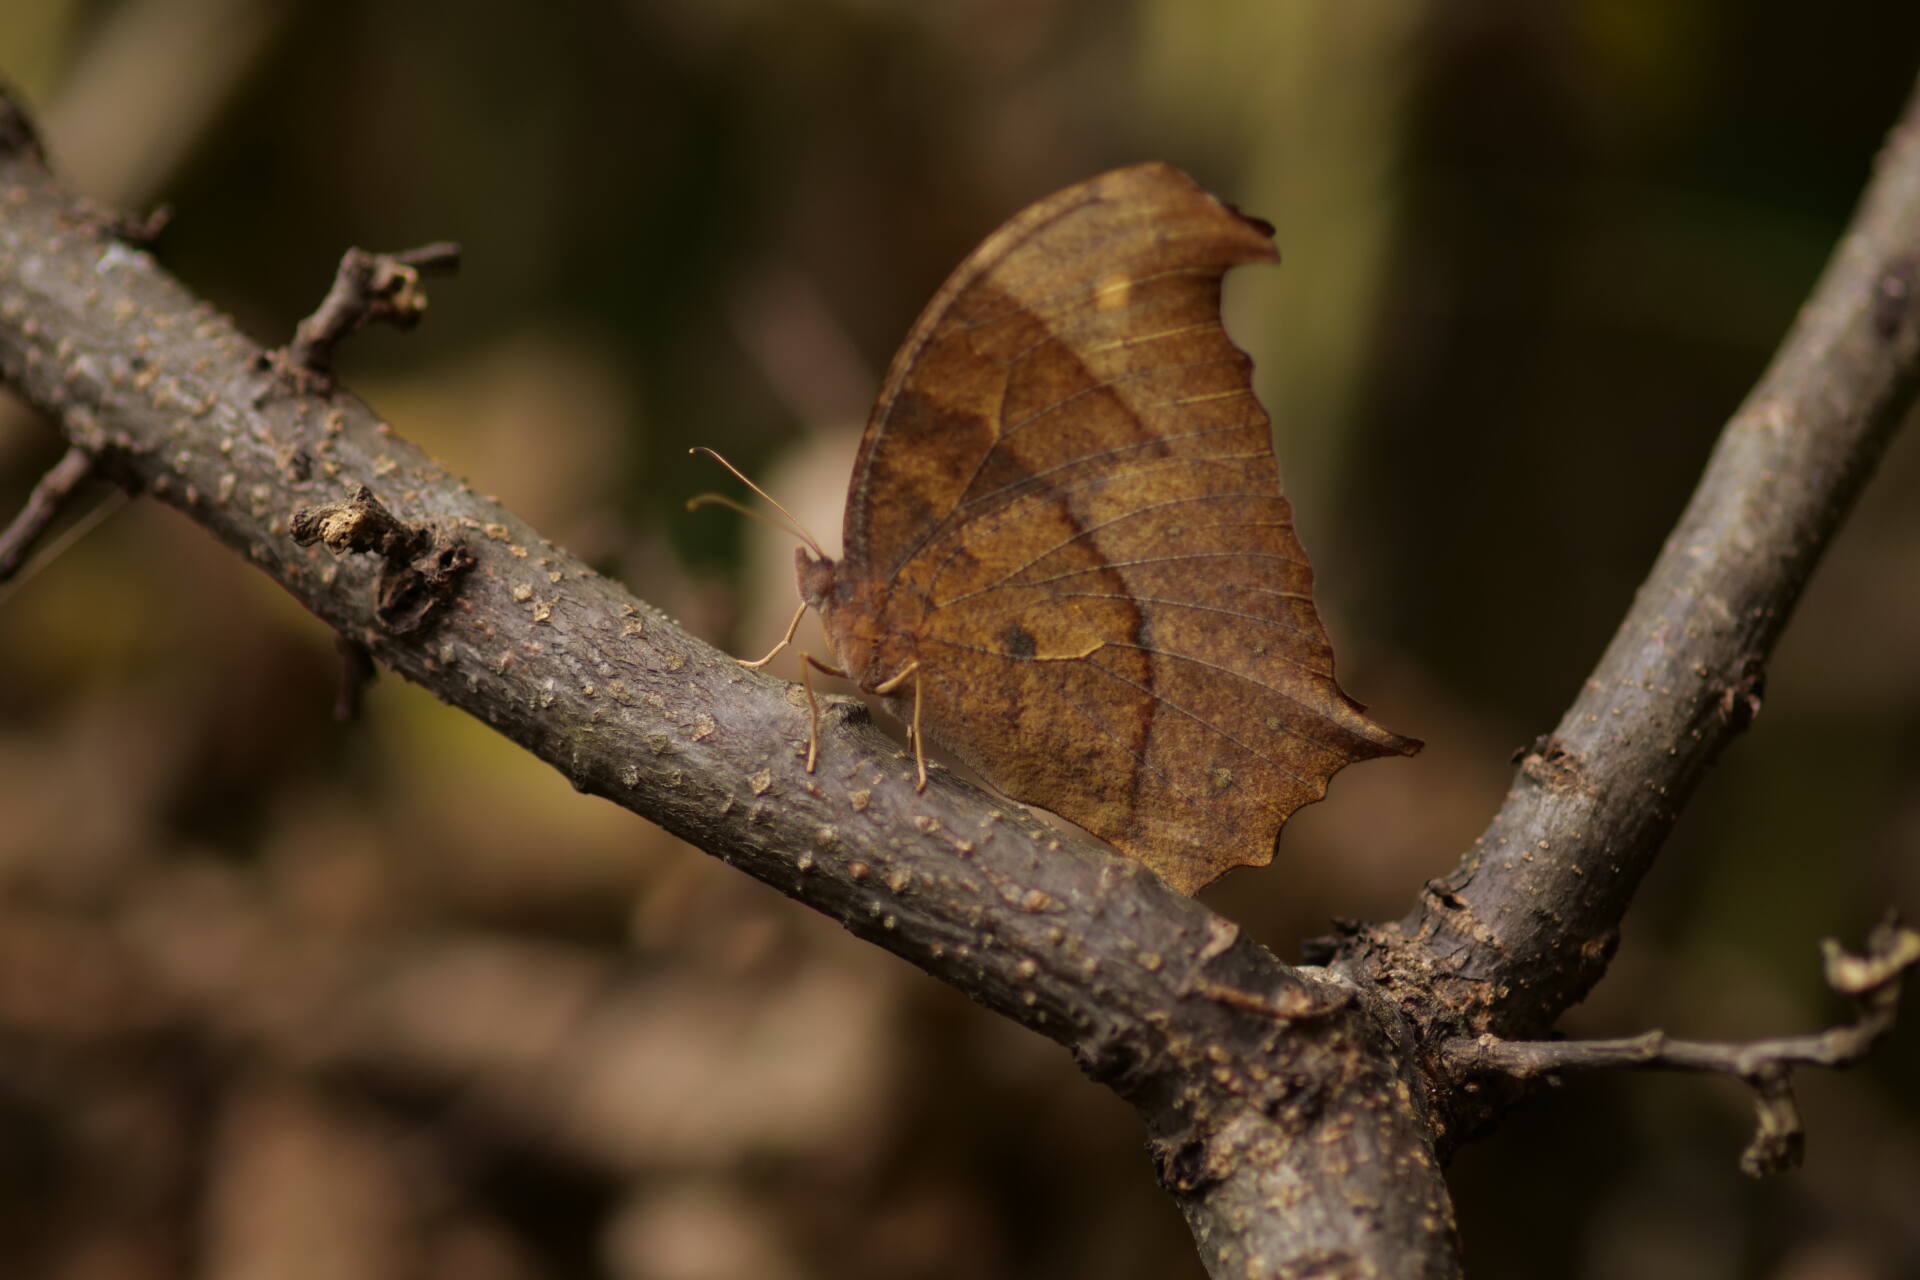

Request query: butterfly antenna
[
  {"left": 685, "top": 491, "right": 790, "bottom": 533},
  {"left": 687, "top": 447, "right": 827, "bottom": 558},
  {"left": 682, "top": 487, "right": 822, "bottom": 554}
]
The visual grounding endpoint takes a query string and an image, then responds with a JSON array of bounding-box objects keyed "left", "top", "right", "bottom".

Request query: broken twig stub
[{"left": 291, "top": 486, "right": 474, "bottom": 636}]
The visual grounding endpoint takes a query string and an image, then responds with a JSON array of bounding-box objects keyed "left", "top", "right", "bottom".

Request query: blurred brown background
[{"left": 1, "top": 2, "right": 1918, "bottom": 1278}]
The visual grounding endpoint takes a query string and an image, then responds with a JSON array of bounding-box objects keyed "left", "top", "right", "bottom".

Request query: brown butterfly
[{"left": 739, "top": 162, "right": 1417, "bottom": 894}]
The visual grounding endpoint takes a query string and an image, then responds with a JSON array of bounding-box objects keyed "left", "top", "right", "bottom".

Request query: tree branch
[
  {"left": 0, "top": 92, "right": 1458, "bottom": 1278},
  {"left": 1342, "top": 70, "right": 1920, "bottom": 1112}
]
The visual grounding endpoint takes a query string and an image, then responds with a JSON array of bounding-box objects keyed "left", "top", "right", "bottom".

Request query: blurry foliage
[{"left": 1, "top": 1, "right": 1918, "bottom": 1277}]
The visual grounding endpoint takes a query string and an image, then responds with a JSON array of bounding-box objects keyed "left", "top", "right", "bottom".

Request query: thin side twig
[
  {"left": 1441, "top": 918, "right": 1920, "bottom": 1175},
  {"left": 0, "top": 445, "right": 97, "bottom": 580},
  {"left": 280, "top": 241, "right": 462, "bottom": 385},
  {"left": 333, "top": 635, "right": 377, "bottom": 722}
]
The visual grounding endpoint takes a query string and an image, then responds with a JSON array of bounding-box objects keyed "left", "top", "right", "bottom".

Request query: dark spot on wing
[{"left": 1003, "top": 623, "right": 1037, "bottom": 659}]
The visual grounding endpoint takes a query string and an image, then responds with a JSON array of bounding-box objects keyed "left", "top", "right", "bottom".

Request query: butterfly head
[
  {"left": 795, "top": 546, "right": 856, "bottom": 666},
  {"left": 796, "top": 546, "right": 903, "bottom": 688}
]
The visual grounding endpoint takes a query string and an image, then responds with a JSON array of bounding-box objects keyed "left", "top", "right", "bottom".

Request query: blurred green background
[{"left": 1, "top": 2, "right": 1917, "bottom": 1278}]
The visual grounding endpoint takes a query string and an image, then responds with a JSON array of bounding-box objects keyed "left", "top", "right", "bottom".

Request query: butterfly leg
[
  {"left": 740, "top": 599, "right": 808, "bottom": 670},
  {"left": 910, "top": 672, "right": 926, "bottom": 791},
  {"left": 872, "top": 662, "right": 927, "bottom": 792},
  {"left": 798, "top": 651, "right": 847, "bottom": 773}
]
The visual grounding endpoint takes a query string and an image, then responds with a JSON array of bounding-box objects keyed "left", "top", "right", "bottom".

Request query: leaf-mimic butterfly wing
[{"left": 798, "top": 162, "right": 1417, "bottom": 894}]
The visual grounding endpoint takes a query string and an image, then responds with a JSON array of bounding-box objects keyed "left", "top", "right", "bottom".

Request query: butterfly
[{"left": 735, "top": 162, "right": 1417, "bottom": 894}]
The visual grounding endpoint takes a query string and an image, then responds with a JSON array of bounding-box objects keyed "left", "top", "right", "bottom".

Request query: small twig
[
  {"left": 1441, "top": 917, "right": 1920, "bottom": 1174},
  {"left": 103, "top": 202, "right": 171, "bottom": 246},
  {"left": 1741, "top": 1066, "right": 1802, "bottom": 1177},
  {"left": 279, "top": 242, "right": 461, "bottom": 387},
  {"left": 59, "top": 196, "right": 172, "bottom": 246},
  {"left": 0, "top": 446, "right": 97, "bottom": 581},
  {"left": 333, "top": 636, "right": 377, "bottom": 722}
]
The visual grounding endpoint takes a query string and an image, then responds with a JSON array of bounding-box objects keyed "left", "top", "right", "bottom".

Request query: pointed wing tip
[
  {"left": 1096, "top": 161, "right": 1280, "bottom": 262},
  {"left": 1331, "top": 688, "right": 1422, "bottom": 760},
  {"left": 1217, "top": 198, "right": 1277, "bottom": 242},
  {"left": 1346, "top": 724, "right": 1422, "bottom": 765}
]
